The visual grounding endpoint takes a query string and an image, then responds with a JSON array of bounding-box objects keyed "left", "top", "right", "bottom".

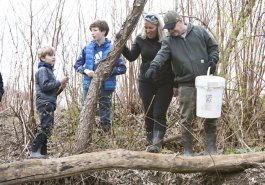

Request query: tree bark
[
  {"left": 74, "top": 0, "right": 147, "bottom": 154},
  {"left": 1, "top": 150, "right": 265, "bottom": 185}
]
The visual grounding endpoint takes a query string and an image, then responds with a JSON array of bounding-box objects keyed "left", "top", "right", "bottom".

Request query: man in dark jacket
[
  {"left": 0, "top": 72, "right": 4, "bottom": 102},
  {"left": 145, "top": 10, "right": 219, "bottom": 156}
]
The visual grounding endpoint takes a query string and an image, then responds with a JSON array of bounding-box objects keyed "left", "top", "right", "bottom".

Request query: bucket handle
[{"left": 207, "top": 67, "right": 212, "bottom": 76}]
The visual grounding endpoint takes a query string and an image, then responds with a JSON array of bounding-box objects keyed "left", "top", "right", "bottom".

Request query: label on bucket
[
  {"left": 196, "top": 87, "right": 224, "bottom": 118},
  {"left": 205, "top": 94, "right": 213, "bottom": 110}
]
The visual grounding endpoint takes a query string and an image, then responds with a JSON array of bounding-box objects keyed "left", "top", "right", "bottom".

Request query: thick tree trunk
[
  {"left": 74, "top": 0, "right": 147, "bottom": 154},
  {"left": 0, "top": 150, "right": 264, "bottom": 185}
]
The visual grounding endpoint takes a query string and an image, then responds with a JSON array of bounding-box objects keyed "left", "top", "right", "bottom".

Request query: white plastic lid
[{"left": 195, "top": 75, "right": 225, "bottom": 88}]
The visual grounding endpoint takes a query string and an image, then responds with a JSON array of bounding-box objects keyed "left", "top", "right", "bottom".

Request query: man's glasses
[{"left": 144, "top": 15, "right": 158, "bottom": 22}]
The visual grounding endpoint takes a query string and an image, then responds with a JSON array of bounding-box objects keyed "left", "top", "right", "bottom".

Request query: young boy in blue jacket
[
  {"left": 29, "top": 46, "right": 69, "bottom": 158},
  {"left": 74, "top": 20, "right": 126, "bottom": 132}
]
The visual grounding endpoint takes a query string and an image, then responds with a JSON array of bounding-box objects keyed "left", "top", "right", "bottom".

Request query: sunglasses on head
[{"left": 144, "top": 15, "right": 158, "bottom": 21}]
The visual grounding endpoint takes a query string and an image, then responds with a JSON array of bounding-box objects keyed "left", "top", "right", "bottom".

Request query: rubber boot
[
  {"left": 29, "top": 133, "right": 47, "bottom": 159},
  {"left": 146, "top": 131, "right": 153, "bottom": 146},
  {"left": 29, "top": 147, "right": 47, "bottom": 159},
  {"left": 40, "top": 137, "right": 47, "bottom": 155},
  {"left": 145, "top": 121, "right": 154, "bottom": 145},
  {"left": 204, "top": 122, "right": 217, "bottom": 155},
  {"left": 182, "top": 131, "right": 193, "bottom": 156},
  {"left": 146, "top": 130, "right": 165, "bottom": 153},
  {"left": 204, "top": 132, "right": 217, "bottom": 155}
]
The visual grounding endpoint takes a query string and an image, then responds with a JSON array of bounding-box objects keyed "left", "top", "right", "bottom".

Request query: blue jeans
[{"left": 83, "top": 83, "right": 114, "bottom": 130}]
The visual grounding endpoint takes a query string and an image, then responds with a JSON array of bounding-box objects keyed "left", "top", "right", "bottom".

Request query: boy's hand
[
  {"left": 57, "top": 76, "right": 69, "bottom": 95},
  {"left": 84, "top": 69, "right": 95, "bottom": 77},
  {"left": 60, "top": 76, "right": 69, "bottom": 88}
]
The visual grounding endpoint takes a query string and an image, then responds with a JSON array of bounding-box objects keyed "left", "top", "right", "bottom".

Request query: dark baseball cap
[{"left": 163, "top": 10, "right": 180, "bottom": 30}]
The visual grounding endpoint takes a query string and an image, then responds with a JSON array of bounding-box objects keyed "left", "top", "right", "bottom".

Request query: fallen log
[{"left": 0, "top": 149, "right": 264, "bottom": 185}]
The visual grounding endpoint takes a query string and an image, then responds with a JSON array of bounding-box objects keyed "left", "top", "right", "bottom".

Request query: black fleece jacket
[{"left": 122, "top": 35, "right": 174, "bottom": 85}]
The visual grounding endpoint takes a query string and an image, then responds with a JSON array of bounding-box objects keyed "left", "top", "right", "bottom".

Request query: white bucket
[{"left": 195, "top": 69, "right": 225, "bottom": 118}]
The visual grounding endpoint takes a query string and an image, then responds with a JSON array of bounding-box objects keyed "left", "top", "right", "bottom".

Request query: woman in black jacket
[{"left": 122, "top": 12, "right": 174, "bottom": 153}]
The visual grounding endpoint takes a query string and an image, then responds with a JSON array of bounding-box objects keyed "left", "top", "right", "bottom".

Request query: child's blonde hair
[{"left": 38, "top": 46, "right": 55, "bottom": 59}]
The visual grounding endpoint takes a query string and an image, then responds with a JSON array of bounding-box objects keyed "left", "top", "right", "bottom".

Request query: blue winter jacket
[{"left": 74, "top": 38, "right": 126, "bottom": 90}]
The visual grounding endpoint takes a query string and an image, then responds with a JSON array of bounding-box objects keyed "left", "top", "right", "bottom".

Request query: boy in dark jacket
[
  {"left": 0, "top": 72, "right": 4, "bottom": 102},
  {"left": 29, "top": 46, "right": 69, "bottom": 158}
]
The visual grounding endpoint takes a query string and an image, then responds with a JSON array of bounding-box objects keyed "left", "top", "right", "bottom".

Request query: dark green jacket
[{"left": 152, "top": 23, "right": 219, "bottom": 86}]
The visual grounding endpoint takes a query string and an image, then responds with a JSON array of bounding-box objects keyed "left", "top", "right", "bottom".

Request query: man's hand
[
  {"left": 84, "top": 69, "right": 95, "bottom": 77},
  {"left": 145, "top": 64, "right": 159, "bottom": 80},
  {"left": 208, "top": 60, "right": 216, "bottom": 75}
]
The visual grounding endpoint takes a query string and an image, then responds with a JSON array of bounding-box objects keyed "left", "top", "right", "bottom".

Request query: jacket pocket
[{"left": 191, "top": 58, "right": 208, "bottom": 76}]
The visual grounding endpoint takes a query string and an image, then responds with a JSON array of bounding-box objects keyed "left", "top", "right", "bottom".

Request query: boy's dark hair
[{"left": 89, "top": 20, "right": 109, "bottom": 36}]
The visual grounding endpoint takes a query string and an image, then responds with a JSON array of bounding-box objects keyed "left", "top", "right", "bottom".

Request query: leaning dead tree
[
  {"left": 1, "top": 150, "right": 265, "bottom": 185},
  {"left": 74, "top": 0, "right": 147, "bottom": 153}
]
